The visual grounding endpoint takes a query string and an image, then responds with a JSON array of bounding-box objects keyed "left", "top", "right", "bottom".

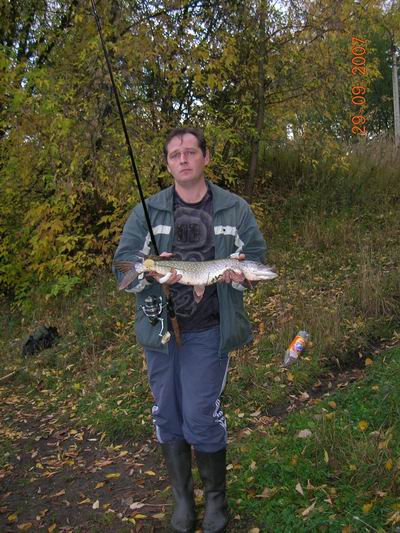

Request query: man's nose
[{"left": 179, "top": 152, "right": 188, "bottom": 163}]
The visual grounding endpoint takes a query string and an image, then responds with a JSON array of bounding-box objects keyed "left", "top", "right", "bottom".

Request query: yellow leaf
[
  {"left": 48, "top": 525, "right": 57, "bottom": 533},
  {"left": 324, "top": 449, "right": 329, "bottom": 463},
  {"left": 362, "top": 502, "right": 373, "bottom": 513},
  {"left": 358, "top": 420, "right": 368, "bottom": 431},
  {"left": 349, "top": 464, "right": 357, "bottom": 471},
  {"left": 342, "top": 526, "right": 352, "bottom": 533},
  {"left": 7, "top": 514, "right": 18, "bottom": 523},
  {"left": 328, "top": 401, "right": 337, "bottom": 408},
  {"left": 106, "top": 473, "right": 120, "bottom": 479},
  {"left": 365, "top": 358, "right": 373, "bottom": 366},
  {"left": 287, "top": 372, "right": 294, "bottom": 382},
  {"left": 78, "top": 498, "right": 91, "bottom": 505},
  {"left": 134, "top": 514, "right": 147, "bottom": 519},
  {"left": 144, "top": 470, "right": 156, "bottom": 476},
  {"left": 17, "top": 524, "right": 33, "bottom": 531},
  {"left": 385, "top": 459, "right": 394, "bottom": 471},
  {"left": 95, "top": 482, "right": 105, "bottom": 489},
  {"left": 250, "top": 461, "right": 256, "bottom": 471},
  {"left": 371, "top": 385, "right": 379, "bottom": 391},
  {"left": 248, "top": 529, "right": 260, "bottom": 533}
]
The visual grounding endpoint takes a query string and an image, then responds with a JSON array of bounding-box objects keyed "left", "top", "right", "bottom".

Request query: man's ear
[{"left": 204, "top": 149, "right": 210, "bottom": 166}]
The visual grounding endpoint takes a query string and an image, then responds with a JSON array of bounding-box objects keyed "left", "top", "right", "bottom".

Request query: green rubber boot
[{"left": 161, "top": 440, "right": 196, "bottom": 533}]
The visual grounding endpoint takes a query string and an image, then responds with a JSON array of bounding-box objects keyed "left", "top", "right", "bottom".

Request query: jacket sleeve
[
  {"left": 112, "top": 204, "right": 152, "bottom": 293},
  {"left": 231, "top": 200, "right": 267, "bottom": 291}
]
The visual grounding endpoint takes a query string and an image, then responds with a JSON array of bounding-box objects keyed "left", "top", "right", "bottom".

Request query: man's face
[{"left": 166, "top": 133, "right": 209, "bottom": 186}]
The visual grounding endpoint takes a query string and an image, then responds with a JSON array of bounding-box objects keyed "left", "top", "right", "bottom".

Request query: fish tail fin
[
  {"left": 114, "top": 260, "right": 141, "bottom": 290},
  {"left": 119, "top": 270, "right": 140, "bottom": 290}
]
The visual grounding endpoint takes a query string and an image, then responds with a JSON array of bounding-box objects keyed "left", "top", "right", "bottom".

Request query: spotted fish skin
[{"left": 114, "top": 257, "right": 277, "bottom": 291}]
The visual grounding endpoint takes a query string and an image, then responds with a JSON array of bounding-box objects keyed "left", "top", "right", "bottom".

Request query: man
[{"left": 113, "top": 127, "right": 267, "bottom": 533}]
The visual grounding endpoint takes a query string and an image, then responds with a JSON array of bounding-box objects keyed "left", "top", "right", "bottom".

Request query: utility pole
[{"left": 392, "top": 43, "right": 400, "bottom": 147}]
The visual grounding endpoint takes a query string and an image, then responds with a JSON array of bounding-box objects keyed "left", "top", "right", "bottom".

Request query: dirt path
[
  {"left": 0, "top": 386, "right": 173, "bottom": 532},
  {"left": 0, "top": 364, "right": 368, "bottom": 533}
]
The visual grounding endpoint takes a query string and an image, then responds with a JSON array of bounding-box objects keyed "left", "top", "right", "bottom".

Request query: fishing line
[{"left": 90, "top": 0, "right": 181, "bottom": 344}]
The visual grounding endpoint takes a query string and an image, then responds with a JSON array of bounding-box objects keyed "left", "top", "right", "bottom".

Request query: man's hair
[{"left": 163, "top": 127, "right": 207, "bottom": 159}]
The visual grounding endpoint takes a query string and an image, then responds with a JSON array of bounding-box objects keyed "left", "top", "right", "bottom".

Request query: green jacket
[{"left": 112, "top": 181, "right": 267, "bottom": 354}]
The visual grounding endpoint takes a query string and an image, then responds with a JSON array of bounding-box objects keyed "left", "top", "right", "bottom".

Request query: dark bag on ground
[{"left": 22, "top": 326, "right": 60, "bottom": 357}]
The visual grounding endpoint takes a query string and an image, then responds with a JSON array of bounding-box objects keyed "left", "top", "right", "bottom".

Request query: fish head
[
  {"left": 241, "top": 261, "right": 278, "bottom": 281},
  {"left": 143, "top": 258, "right": 156, "bottom": 271}
]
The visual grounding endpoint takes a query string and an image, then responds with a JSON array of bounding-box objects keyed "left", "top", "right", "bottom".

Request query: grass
[{"left": 227, "top": 347, "right": 400, "bottom": 532}]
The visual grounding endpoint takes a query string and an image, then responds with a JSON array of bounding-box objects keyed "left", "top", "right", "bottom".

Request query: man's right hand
[{"left": 147, "top": 252, "right": 182, "bottom": 285}]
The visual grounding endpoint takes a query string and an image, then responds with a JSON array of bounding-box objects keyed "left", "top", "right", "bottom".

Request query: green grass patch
[{"left": 228, "top": 347, "right": 400, "bottom": 532}]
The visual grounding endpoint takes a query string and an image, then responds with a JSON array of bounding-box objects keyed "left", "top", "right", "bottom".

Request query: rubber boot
[
  {"left": 195, "top": 448, "right": 228, "bottom": 533},
  {"left": 161, "top": 440, "right": 196, "bottom": 533}
]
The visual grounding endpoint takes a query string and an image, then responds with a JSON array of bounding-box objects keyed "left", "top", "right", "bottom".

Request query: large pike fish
[{"left": 114, "top": 256, "right": 277, "bottom": 302}]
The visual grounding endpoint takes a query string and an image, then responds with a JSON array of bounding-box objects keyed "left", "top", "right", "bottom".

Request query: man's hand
[
  {"left": 220, "top": 254, "right": 246, "bottom": 284},
  {"left": 147, "top": 252, "right": 182, "bottom": 285}
]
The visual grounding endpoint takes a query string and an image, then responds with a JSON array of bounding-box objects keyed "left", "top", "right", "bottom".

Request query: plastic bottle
[{"left": 283, "top": 331, "right": 310, "bottom": 367}]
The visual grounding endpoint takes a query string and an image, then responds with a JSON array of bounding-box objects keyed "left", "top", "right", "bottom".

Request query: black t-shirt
[{"left": 170, "top": 185, "right": 220, "bottom": 332}]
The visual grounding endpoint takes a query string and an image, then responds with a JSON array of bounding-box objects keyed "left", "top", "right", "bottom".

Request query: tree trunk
[{"left": 247, "top": 0, "right": 266, "bottom": 202}]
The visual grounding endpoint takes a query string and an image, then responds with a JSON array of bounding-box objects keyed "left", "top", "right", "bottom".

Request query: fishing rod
[{"left": 90, "top": 0, "right": 181, "bottom": 345}]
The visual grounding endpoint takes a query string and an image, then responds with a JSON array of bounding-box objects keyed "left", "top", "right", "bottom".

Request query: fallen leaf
[
  {"left": 358, "top": 420, "right": 368, "bottom": 431},
  {"left": 301, "top": 500, "right": 316, "bottom": 516},
  {"left": 78, "top": 498, "right": 91, "bottom": 505},
  {"left": 130, "top": 502, "right": 145, "bottom": 510},
  {"left": 341, "top": 526, "right": 352, "bottom": 533},
  {"left": 92, "top": 500, "right": 100, "bottom": 509},
  {"left": 295, "top": 482, "right": 304, "bottom": 496},
  {"left": 248, "top": 528, "right": 260, "bottom": 533},
  {"left": 365, "top": 358, "right": 373, "bottom": 366},
  {"left": 17, "top": 524, "right": 32, "bottom": 531},
  {"left": 385, "top": 459, "right": 393, "bottom": 471},
  {"left": 144, "top": 470, "right": 156, "bottom": 476},
  {"left": 250, "top": 461, "right": 256, "bottom": 471},
  {"left": 95, "top": 482, "right": 105, "bottom": 489},
  {"left": 49, "top": 489, "right": 65, "bottom": 499},
  {"left": 324, "top": 450, "right": 329, "bottom": 464},
  {"left": 256, "top": 486, "right": 275, "bottom": 499},
  {"left": 106, "top": 473, "right": 120, "bottom": 479},
  {"left": 297, "top": 429, "right": 312, "bottom": 439},
  {"left": 328, "top": 401, "right": 337, "bottom": 408},
  {"left": 152, "top": 513, "right": 166, "bottom": 519},
  {"left": 133, "top": 513, "right": 147, "bottom": 519},
  {"left": 48, "top": 525, "right": 57, "bottom": 533},
  {"left": 8, "top": 514, "right": 18, "bottom": 523},
  {"left": 363, "top": 502, "right": 373, "bottom": 513}
]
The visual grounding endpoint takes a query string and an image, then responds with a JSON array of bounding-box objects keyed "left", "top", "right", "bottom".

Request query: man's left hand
[{"left": 220, "top": 254, "right": 246, "bottom": 284}]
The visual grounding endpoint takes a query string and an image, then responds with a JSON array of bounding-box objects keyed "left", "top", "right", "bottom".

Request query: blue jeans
[{"left": 144, "top": 326, "right": 229, "bottom": 453}]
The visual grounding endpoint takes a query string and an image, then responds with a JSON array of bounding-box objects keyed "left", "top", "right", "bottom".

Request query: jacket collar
[{"left": 147, "top": 179, "right": 236, "bottom": 213}]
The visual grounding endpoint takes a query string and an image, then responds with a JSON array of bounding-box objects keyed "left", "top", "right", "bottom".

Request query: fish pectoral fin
[
  {"left": 193, "top": 285, "right": 206, "bottom": 303},
  {"left": 119, "top": 270, "right": 140, "bottom": 290}
]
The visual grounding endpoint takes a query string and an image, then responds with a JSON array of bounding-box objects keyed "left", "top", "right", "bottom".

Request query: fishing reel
[{"left": 140, "top": 295, "right": 171, "bottom": 344}]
